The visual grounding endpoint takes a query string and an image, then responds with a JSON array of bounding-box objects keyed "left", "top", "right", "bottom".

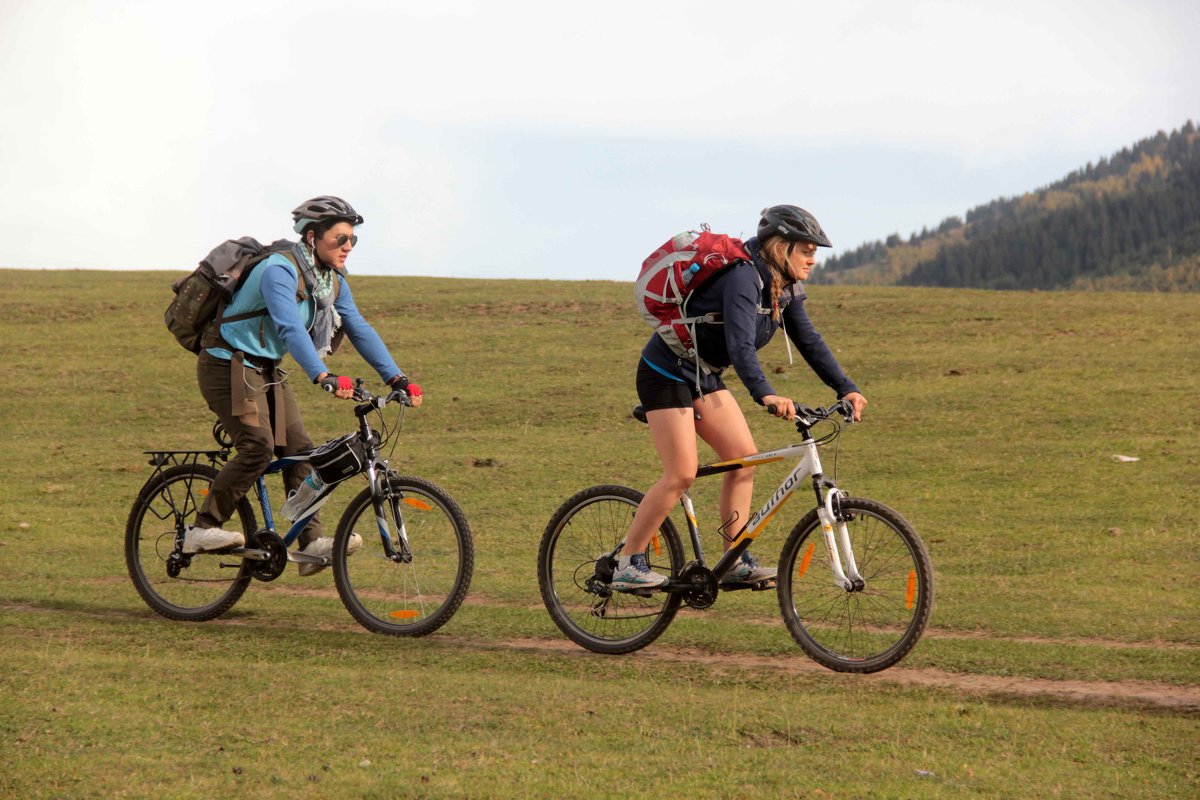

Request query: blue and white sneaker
[
  {"left": 721, "top": 552, "right": 777, "bottom": 584},
  {"left": 610, "top": 553, "right": 668, "bottom": 591}
]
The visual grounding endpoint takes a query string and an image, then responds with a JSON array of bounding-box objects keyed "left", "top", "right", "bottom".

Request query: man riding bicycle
[{"left": 187, "top": 195, "right": 422, "bottom": 575}]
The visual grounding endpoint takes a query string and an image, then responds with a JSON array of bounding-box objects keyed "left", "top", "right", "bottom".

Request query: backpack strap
[
  {"left": 201, "top": 249, "right": 300, "bottom": 351},
  {"left": 676, "top": 267, "right": 775, "bottom": 391}
]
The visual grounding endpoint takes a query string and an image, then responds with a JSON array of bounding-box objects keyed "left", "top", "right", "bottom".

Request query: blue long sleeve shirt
[
  {"left": 640, "top": 237, "right": 858, "bottom": 403},
  {"left": 208, "top": 254, "right": 402, "bottom": 384}
]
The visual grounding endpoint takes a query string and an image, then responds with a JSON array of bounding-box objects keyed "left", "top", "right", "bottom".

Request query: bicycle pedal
[
  {"left": 719, "top": 579, "right": 776, "bottom": 592},
  {"left": 612, "top": 587, "right": 657, "bottom": 598},
  {"left": 187, "top": 546, "right": 241, "bottom": 555}
]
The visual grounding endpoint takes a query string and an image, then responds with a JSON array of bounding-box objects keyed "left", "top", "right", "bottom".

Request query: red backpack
[{"left": 635, "top": 225, "right": 752, "bottom": 370}]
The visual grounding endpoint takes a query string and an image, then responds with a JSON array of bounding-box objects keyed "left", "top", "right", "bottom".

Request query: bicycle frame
[
  {"left": 670, "top": 424, "right": 864, "bottom": 591},
  {"left": 157, "top": 387, "right": 416, "bottom": 570},
  {"left": 253, "top": 454, "right": 333, "bottom": 549},
  {"left": 241, "top": 402, "right": 414, "bottom": 566}
]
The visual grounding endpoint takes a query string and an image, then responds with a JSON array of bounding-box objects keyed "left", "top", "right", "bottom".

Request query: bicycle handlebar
[
  {"left": 766, "top": 399, "right": 856, "bottom": 427},
  {"left": 631, "top": 399, "right": 854, "bottom": 427},
  {"left": 347, "top": 379, "right": 414, "bottom": 417}
]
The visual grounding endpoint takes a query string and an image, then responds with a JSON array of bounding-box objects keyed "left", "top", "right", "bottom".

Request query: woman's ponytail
[{"left": 759, "top": 237, "right": 794, "bottom": 322}]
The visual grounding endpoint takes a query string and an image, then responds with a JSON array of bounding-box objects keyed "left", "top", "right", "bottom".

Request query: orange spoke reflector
[
  {"left": 389, "top": 609, "right": 420, "bottom": 619},
  {"left": 651, "top": 534, "right": 661, "bottom": 555},
  {"left": 798, "top": 543, "right": 814, "bottom": 578},
  {"left": 402, "top": 498, "right": 433, "bottom": 511},
  {"left": 906, "top": 570, "right": 917, "bottom": 609},
  {"left": 200, "top": 489, "right": 209, "bottom": 497}
]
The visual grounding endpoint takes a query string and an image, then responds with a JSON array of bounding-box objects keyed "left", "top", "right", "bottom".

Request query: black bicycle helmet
[
  {"left": 757, "top": 205, "right": 832, "bottom": 247},
  {"left": 291, "top": 195, "right": 364, "bottom": 233}
]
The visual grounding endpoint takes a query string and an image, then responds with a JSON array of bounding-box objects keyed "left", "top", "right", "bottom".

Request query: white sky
[{"left": 0, "top": 0, "right": 1196, "bottom": 279}]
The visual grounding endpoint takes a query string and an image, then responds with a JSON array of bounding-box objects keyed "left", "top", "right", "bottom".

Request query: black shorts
[{"left": 636, "top": 358, "right": 727, "bottom": 411}]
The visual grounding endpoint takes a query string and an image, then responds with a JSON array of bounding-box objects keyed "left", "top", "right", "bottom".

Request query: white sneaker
[
  {"left": 297, "top": 533, "right": 363, "bottom": 577},
  {"left": 182, "top": 525, "right": 245, "bottom": 554}
]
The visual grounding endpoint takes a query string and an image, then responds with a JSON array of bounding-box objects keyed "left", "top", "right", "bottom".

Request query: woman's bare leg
[{"left": 693, "top": 390, "right": 757, "bottom": 550}]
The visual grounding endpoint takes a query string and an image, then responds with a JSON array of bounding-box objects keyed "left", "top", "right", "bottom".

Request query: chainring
[
  {"left": 248, "top": 530, "right": 288, "bottom": 581},
  {"left": 680, "top": 562, "right": 719, "bottom": 609}
]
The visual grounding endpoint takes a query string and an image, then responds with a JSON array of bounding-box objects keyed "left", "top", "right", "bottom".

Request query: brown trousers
[{"left": 195, "top": 351, "right": 324, "bottom": 547}]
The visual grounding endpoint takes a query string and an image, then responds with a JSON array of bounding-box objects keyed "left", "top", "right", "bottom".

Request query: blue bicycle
[{"left": 125, "top": 380, "right": 473, "bottom": 636}]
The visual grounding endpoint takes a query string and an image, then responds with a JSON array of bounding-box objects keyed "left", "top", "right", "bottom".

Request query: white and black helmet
[
  {"left": 757, "top": 205, "right": 832, "bottom": 248},
  {"left": 291, "top": 195, "right": 364, "bottom": 234}
]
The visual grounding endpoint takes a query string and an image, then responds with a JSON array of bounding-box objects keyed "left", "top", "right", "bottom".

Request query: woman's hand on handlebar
[
  {"left": 841, "top": 391, "right": 867, "bottom": 422},
  {"left": 761, "top": 394, "right": 797, "bottom": 421}
]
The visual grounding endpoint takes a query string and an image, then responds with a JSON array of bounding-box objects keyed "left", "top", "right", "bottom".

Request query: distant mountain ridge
[{"left": 812, "top": 121, "right": 1200, "bottom": 291}]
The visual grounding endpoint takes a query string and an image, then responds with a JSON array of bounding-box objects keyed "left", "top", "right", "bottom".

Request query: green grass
[{"left": 1, "top": 269, "right": 1197, "bottom": 798}]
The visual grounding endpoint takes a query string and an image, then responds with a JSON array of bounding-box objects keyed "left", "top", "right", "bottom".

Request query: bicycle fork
[
  {"left": 818, "top": 490, "right": 864, "bottom": 592},
  {"left": 370, "top": 464, "right": 413, "bottom": 563}
]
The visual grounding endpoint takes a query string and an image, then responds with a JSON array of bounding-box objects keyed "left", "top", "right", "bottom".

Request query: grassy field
[{"left": 1, "top": 268, "right": 1197, "bottom": 798}]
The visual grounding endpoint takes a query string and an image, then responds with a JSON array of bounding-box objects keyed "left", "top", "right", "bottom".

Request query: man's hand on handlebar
[
  {"left": 388, "top": 375, "right": 424, "bottom": 409},
  {"left": 318, "top": 373, "right": 355, "bottom": 400}
]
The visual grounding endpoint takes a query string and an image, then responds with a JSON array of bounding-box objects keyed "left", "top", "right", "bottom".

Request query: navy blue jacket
[{"left": 640, "top": 236, "right": 859, "bottom": 403}]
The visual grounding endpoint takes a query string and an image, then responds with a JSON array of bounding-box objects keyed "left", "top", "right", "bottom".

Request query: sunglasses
[{"left": 332, "top": 233, "right": 358, "bottom": 248}]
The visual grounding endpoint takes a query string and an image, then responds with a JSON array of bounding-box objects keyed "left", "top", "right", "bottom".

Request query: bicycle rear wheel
[
  {"left": 777, "top": 496, "right": 933, "bottom": 673},
  {"left": 333, "top": 475, "right": 473, "bottom": 636},
  {"left": 538, "top": 485, "right": 685, "bottom": 655},
  {"left": 125, "top": 463, "right": 256, "bottom": 621}
]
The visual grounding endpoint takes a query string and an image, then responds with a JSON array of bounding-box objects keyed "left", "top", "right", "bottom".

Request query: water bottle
[
  {"left": 680, "top": 263, "right": 701, "bottom": 286},
  {"left": 281, "top": 473, "right": 325, "bottom": 520}
]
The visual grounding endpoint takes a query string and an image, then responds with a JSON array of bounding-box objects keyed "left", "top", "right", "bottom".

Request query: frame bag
[{"left": 309, "top": 433, "right": 367, "bottom": 485}]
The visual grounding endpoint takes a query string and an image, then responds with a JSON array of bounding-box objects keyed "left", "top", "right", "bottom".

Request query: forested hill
[{"left": 812, "top": 121, "right": 1200, "bottom": 291}]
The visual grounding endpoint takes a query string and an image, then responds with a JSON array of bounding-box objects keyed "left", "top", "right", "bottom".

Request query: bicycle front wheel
[
  {"left": 125, "top": 463, "right": 256, "bottom": 621},
  {"left": 538, "top": 485, "right": 685, "bottom": 655},
  {"left": 777, "top": 496, "right": 933, "bottom": 673},
  {"left": 333, "top": 475, "right": 473, "bottom": 636}
]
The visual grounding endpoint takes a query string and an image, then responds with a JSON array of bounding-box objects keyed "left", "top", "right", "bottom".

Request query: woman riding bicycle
[
  {"left": 186, "top": 195, "right": 423, "bottom": 575},
  {"left": 612, "top": 204, "right": 867, "bottom": 590}
]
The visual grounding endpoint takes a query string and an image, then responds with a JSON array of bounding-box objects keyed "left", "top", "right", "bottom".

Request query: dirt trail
[
  {"left": 466, "top": 637, "right": 1200, "bottom": 712},
  {"left": 5, "top": 601, "right": 1197, "bottom": 712}
]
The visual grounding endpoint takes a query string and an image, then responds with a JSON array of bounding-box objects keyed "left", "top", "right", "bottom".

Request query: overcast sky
[{"left": 1, "top": 0, "right": 1196, "bottom": 280}]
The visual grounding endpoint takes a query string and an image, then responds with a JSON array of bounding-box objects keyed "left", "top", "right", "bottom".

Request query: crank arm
[
  {"left": 227, "top": 547, "right": 273, "bottom": 562},
  {"left": 286, "top": 551, "right": 330, "bottom": 566}
]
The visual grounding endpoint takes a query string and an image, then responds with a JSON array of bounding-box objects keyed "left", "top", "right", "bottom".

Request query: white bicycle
[{"left": 537, "top": 399, "right": 933, "bottom": 673}]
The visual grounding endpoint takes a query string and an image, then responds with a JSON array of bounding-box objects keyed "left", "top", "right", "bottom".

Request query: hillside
[{"left": 813, "top": 120, "right": 1200, "bottom": 291}]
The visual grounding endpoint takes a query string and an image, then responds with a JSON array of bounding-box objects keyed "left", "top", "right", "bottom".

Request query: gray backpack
[{"left": 164, "top": 237, "right": 293, "bottom": 353}]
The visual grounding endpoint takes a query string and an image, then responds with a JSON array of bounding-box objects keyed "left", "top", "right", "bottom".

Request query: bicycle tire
[
  {"left": 125, "top": 463, "right": 256, "bottom": 621},
  {"left": 776, "top": 496, "right": 933, "bottom": 673},
  {"left": 333, "top": 475, "right": 473, "bottom": 636},
  {"left": 538, "top": 485, "right": 685, "bottom": 655}
]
